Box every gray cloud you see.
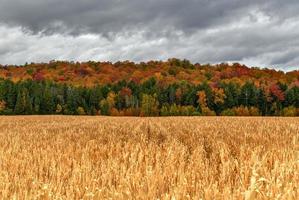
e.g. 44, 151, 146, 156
0, 0, 299, 70
1, 0, 297, 35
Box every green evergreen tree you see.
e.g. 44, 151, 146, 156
286, 86, 299, 107
141, 93, 159, 116
239, 82, 258, 107
41, 85, 55, 114
14, 87, 32, 114
222, 82, 239, 108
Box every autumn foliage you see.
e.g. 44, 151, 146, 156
0, 59, 298, 116
0, 59, 298, 87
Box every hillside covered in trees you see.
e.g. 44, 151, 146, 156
0, 59, 299, 116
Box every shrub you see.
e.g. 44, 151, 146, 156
248, 107, 260, 116
180, 106, 196, 116
169, 104, 180, 116
123, 108, 134, 116
282, 106, 297, 116
160, 105, 169, 116
233, 106, 250, 116
56, 104, 63, 114
231, 106, 260, 116
0, 100, 6, 111
220, 109, 235, 116
76, 107, 86, 115
201, 107, 216, 116
192, 111, 202, 116
110, 108, 121, 116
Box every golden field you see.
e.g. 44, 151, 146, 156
0, 116, 298, 199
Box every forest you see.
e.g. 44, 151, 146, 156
0, 58, 298, 116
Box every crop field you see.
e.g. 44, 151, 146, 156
0, 116, 298, 199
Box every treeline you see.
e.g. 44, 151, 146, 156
1, 59, 298, 87
0, 77, 299, 116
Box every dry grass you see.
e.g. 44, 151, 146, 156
0, 116, 298, 199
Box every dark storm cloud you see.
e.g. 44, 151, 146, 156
1, 0, 296, 35
0, 0, 299, 70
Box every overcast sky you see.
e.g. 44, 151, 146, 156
0, 0, 299, 71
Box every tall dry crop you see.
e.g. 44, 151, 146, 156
0, 116, 298, 199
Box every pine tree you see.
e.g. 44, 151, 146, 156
222, 82, 239, 108
239, 82, 258, 107
14, 87, 32, 114
41, 85, 55, 114
6, 81, 17, 110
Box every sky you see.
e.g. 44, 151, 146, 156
0, 0, 299, 71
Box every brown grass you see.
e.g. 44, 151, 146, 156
0, 116, 298, 199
